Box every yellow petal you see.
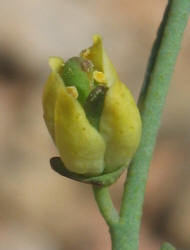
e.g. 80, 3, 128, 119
99, 81, 142, 172
42, 57, 64, 140
81, 35, 119, 87
55, 86, 106, 176
48, 56, 64, 72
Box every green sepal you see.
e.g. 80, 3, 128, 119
50, 157, 126, 186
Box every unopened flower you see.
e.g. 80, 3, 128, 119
43, 35, 141, 180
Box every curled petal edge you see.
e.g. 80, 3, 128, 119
81, 35, 119, 87
42, 57, 65, 140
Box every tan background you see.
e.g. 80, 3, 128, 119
0, 0, 190, 249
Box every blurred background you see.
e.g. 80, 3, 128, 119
0, 0, 190, 249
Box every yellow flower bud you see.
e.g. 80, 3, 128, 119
43, 35, 141, 181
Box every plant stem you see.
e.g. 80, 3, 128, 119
110, 224, 128, 250
93, 186, 119, 226
160, 242, 176, 250
119, 0, 190, 249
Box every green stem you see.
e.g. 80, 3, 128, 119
93, 186, 119, 226
118, 0, 190, 249
110, 224, 128, 250
160, 242, 176, 250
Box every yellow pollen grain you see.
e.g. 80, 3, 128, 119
93, 71, 107, 85
66, 86, 79, 99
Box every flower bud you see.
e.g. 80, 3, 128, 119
43, 35, 141, 182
